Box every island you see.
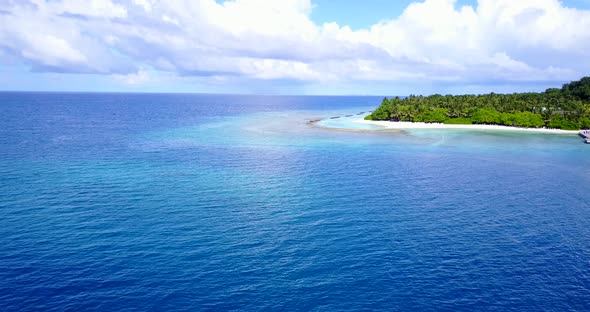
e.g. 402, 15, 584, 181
364, 77, 590, 131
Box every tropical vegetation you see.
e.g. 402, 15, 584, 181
365, 77, 590, 130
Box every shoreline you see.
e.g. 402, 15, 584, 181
311, 115, 583, 135
353, 119, 581, 134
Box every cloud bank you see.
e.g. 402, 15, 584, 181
1, 0, 590, 92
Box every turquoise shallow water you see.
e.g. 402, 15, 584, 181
1, 93, 589, 311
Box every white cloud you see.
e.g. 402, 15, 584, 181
20, 34, 87, 66
133, 0, 154, 12
1, 0, 590, 90
53, 0, 128, 18
113, 68, 150, 85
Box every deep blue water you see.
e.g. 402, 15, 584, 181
1, 92, 589, 311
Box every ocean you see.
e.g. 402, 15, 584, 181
1, 92, 589, 311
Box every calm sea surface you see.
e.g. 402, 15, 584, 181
1, 93, 589, 311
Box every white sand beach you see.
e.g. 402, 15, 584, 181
355, 119, 580, 134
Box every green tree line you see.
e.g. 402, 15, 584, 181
365, 77, 590, 130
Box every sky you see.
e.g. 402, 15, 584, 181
1, 0, 590, 95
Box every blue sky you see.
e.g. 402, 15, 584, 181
313, 0, 590, 29
1, 0, 590, 95
312, 0, 477, 29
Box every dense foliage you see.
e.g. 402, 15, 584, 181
366, 77, 590, 130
